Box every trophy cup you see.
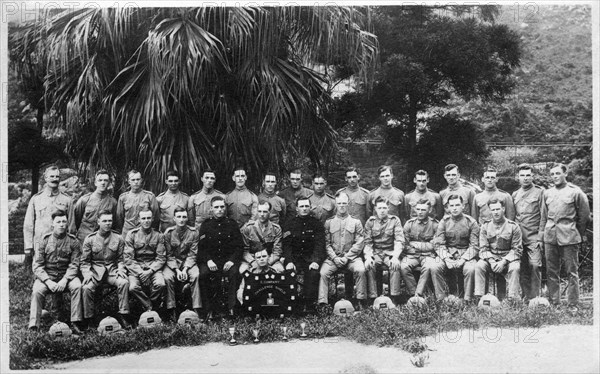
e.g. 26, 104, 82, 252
228, 327, 237, 346
253, 328, 260, 344
299, 322, 307, 340
282, 326, 288, 342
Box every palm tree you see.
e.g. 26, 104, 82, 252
10, 6, 378, 192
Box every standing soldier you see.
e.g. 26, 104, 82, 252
434, 195, 479, 302
116, 170, 159, 237
29, 210, 83, 333
439, 164, 476, 216
239, 202, 284, 274
474, 199, 522, 301
71, 170, 118, 242
23, 165, 74, 271
363, 197, 405, 306
278, 169, 313, 224
225, 167, 259, 228
318, 192, 368, 308
197, 196, 244, 320
80, 210, 131, 329
156, 171, 189, 232
124, 209, 166, 313
405, 170, 443, 220
512, 163, 544, 302
309, 174, 336, 224
187, 169, 225, 229
258, 172, 287, 224
366, 166, 406, 224
162, 207, 201, 321
336, 167, 369, 225
472, 166, 515, 224
539, 163, 590, 311
401, 199, 448, 300
282, 197, 325, 313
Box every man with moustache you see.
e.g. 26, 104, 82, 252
188, 169, 225, 229
117, 170, 159, 236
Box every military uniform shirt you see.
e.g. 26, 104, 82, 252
240, 220, 283, 264
309, 193, 336, 223
433, 214, 479, 261
156, 190, 190, 232
405, 189, 443, 220
258, 191, 287, 224
281, 215, 325, 265
23, 188, 74, 252
33, 232, 81, 282
403, 217, 439, 256
324, 214, 364, 260
472, 188, 516, 224
479, 218, 522, 262
512, 185, 544, 245
80, 230, 125, 281
363, 215, 404, 259
117, 190, 159, 235
367, 186, 406, 223
226, 186, 259, 227
187, 188, 225, 229
163, 225, 198, 270
124, 227, 166, 275
336, 186, 369, 225
439, 183, 476, 216
197, 217, 244, 265
539, 183, 591, 245
71, 192, 118, 242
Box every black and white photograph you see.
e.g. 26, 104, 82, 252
0, 0, 598, 372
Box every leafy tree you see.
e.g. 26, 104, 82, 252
9, 7, 378, 192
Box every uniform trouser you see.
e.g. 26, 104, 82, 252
239, 260, 285, 274
293, 259, 320, 304
29, 278, 83, 328
520, 244, 542, 300
545, 243, 579, 305
366, 254, 402, 298
198, 263, 239, 311
474, 259, 521, 299
163, 265, 202, 309
128, 271, 166, 311
445, 259, 476, 300
82, 272, 130, 318
318, 258, 367, 304
400, 255, 448, 300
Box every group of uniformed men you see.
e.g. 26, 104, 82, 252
24, 162, 590, 332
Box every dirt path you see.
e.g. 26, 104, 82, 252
52, 324, 598, 373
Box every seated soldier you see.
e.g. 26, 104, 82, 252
401, 199, 448, 300
197, 196, 244, 320
237, 246, 278, 305
239, 201, 284, 274
29, 210, 84, 333
363, 197, 405, 306
162, 207, 202, 321
81, 210, 131, 329
318, 192, 368, 309
475, 199, 522, 300
282, 197, 325, 313
124, 209, 167, 314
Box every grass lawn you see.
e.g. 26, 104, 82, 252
8, 262, 593, 370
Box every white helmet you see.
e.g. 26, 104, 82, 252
478, 294, 501, 309
333, 299, 355, 317
138, 310, 162, 328
373, 295, 395, 310
178, 310, 201, 325
48, 322, 72, 338
528, 296, 550, 308
444, 295, 462, 307
407, 295, 426, 308
97, 316, 123, 335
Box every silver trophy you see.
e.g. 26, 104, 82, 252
299, 322, 307, 340
228, 326, 237, 346
282, 326, 288, 342
253, 328, 260, 344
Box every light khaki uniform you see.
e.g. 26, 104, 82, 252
439, 184, 475, 217
258, 191, 287, 224
309, 192, 336, 224
187, 188, 225, 229
336, 186, 369, 225
405, 189, 443, 220
472, 188, 516, 224
367, 186, 406, 224
226, 187, 259, 228
240, 220, 284, 273
162, 225, 201, 309
71, 192, 118, 242
156, 190, 189, 232
116, 190, 159, 236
